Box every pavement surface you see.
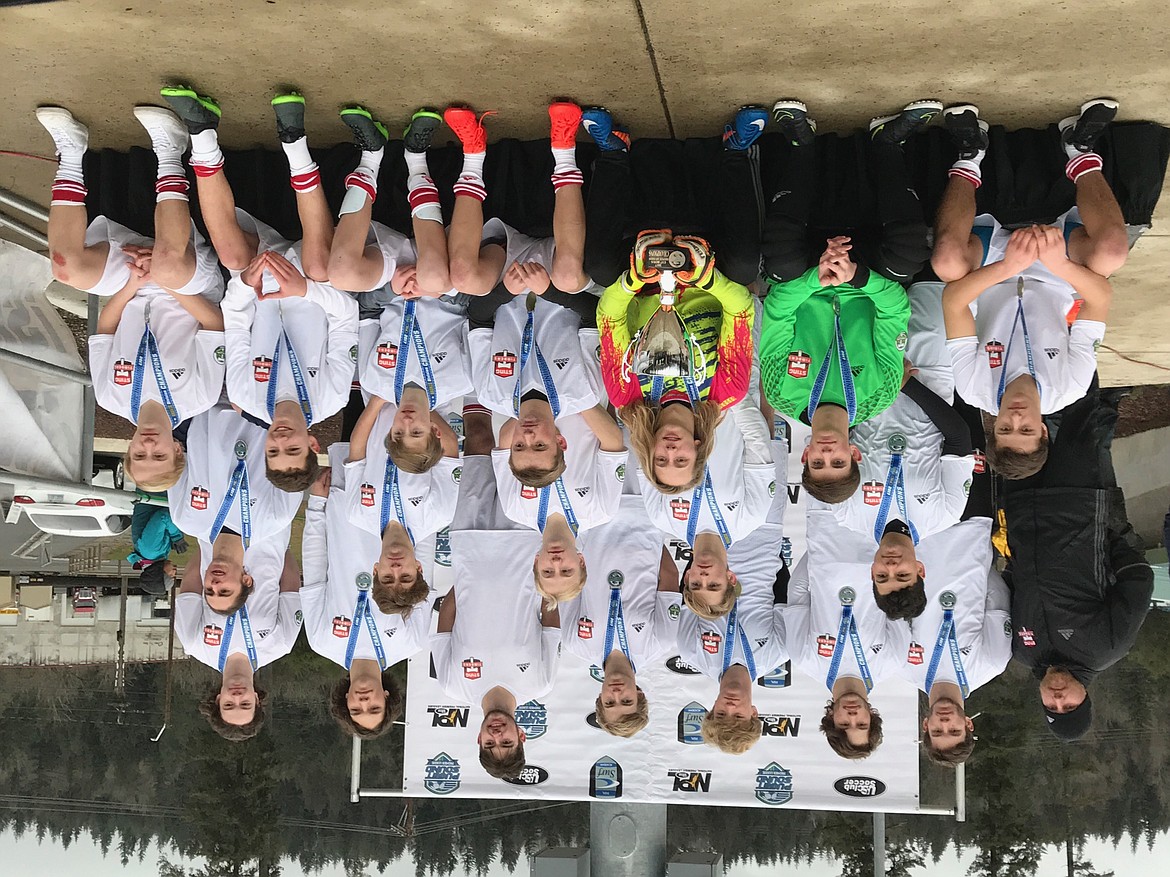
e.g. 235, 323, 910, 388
1, 0, 1169, 387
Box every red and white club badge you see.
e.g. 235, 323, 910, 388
787, 350, 812, 379
492, 350, 517, 378
112, 359, 134, 387
360, 484, 376, 507
520, 485, 539, 500
253, 356, 273, 383
907, 642, 924, 665
577, 618, 594, 640
190, 486, 210, 511
376, 343, 399, 370
203, 625, 223, 646
984, 340, 1004, 369
817, 634, 836, 658
332, 616, 352, 638
670, 497, 690, 521
973, 450, 987, 475
862, 481, 884, 506
462, 657, 483, 680
1017, 627, 1037, 648
701, 632, 722, 655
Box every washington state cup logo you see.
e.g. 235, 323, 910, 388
332, 616, 352, 638
252, 356, 273, 383
202, 624, 222, 646
190, 486, 210, 511
376, 342, 399, 369
907, 642, 924, 665
787, 350, 811, 379
973, 450, 987, 475
670, 497, 691, 521
462, 657, 483, 680
701, 631, 722, 655
514, 701, 548, 739
360, 483, 376, 507
984, 340, 1004, 369
754, 762, 793, 806
423, 752, 461, 795
113, 359, 133, 386
577, 617, 594, 639
817, 634, 836, 658
1018, 627, 1037, 648
520, 485, 538, 500
862, 481, 883, 506
492, 350, 518, 378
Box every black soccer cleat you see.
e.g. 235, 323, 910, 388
403, 109, 443, 154
943, 104, 989, 160
272, 92, 307, 144
340, 105, 389, 152
870, 99, 944, 146
1059, 98, 1119, 154
772, 99, 817, 147
159, 86, 221, 135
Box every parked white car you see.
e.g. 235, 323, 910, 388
2, 479, 134, 537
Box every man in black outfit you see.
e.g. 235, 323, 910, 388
1002, 377, 1153, 740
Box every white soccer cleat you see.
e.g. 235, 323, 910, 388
133, 105, 190, 155
35, 106, 89, 157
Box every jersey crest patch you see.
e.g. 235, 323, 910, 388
360, 483, 376, 507
253, 355, 273, 383
670, 497, 691, 521
113, 359, 134, 387
190, 486, 210, 511
203, 624, 223, 646
907, 642, 924, 665
332, 616, 352, 638
984, 340, 1004, 369
817, 634, 836, 658
862, 480, 883, 506
973, 450, 986, 475
701, 631, 722, 654
462, 657, 483, 680
492, 350, 518, 378
577, 617, 594, 639
520, 484, 538, 500
1017, 627, 1036, 647
377, 342, 399, 370
787, 350, 811, 379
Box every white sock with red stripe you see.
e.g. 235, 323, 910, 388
947, 150, 985, 190
550, 146, 582, 191
154, 152, 189, 202
1065, 152, 1103, 183
340, 147, 384, 216
189, 129, 224, 178
453, 151, 486, 202
404, 150, 442, 224
281, 136, 320, 194
50, 152, 87, 206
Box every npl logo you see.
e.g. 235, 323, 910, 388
759, 714, 801, 738
669, 770, 712, 793
427, 706, 469, 728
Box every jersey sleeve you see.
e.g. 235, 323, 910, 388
705, 270, 755, 409
426, 457, 463, 535
87, 333, 120, 415
175, 593, 204, 657
980, 570, 1013, 686
431, 631, 462, 700
863, 273, 913, 423
941, 454, 976, 521
267, 592, 303, 663
596, 279, 642, 408
356, 317, 387, 399
646, 590, 683, 661
946, 336, 987, 410
192, 330, 227, 415
590, 450, 629, 527
537, 625, 563, 698
467, 327, 500, 411
730, 402, 773, 467
312, 283, 361, 419
1060, 320, 1107, 410
221, 282, 258, 414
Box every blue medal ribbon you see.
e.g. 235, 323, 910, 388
808, 297, 857, 423
209, 457, 252, 549
924, 608, 970, 698
825, 604, 873, 692
267, 315, 314, 426
603, 586, 634, 672
720, 601, 757, 680
344, 589, 389, 670
217, 604, 258, 671
872, 453, 920, 545
996, 286, 1040, 407
649, 374, 702, 406
537, 477, 580, 536
129, 309, 180, 426
686, 467, 732, 548
512, 307, 561, 418
393, 300, 438, 408
380, 455, 416, 545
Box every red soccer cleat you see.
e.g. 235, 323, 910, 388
444, 106, 491, 154
548, 101, 583, 149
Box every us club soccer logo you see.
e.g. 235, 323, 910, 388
670, 497, 690, 521
190, 486, 210, 511
817, 633, 837, 658
514, 700, 547, 739
907, 642, 924, 665
203, 624, 222, 646
678, 701, 707, 745
360, 483, 376, 507
332, 616, 352, 638
862, 480, 883, 506
577, 617, 594, 639
985, 339, 1005, 369
462, 657, 483, 680
252, 355, 273, 383
423, 752, 461, 795
754, 762, 794, 806
112, 358, 134, 386
701, 631, 722, 655
376, 342, 399, 369
787, 350, 811, 379
492, 349, 518, 378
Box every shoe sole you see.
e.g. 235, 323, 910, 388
944, 104, 980, 119
772, 99, 808, 116
902, 99, 944, 114
159, 86, 221, 118
272, 93, 306, 107
1081, 97, 1119, 115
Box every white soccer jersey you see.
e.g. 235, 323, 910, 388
83, 217, 223, 299
781, 512, 900, 687
300, 490, 430, 669
89, 292, 225, 424
675, 479, 788, 680
561, 494, 679, 667
168, 404, 302, 543
343, 404, 461, 542
482, 218, 592, 293
640, 404, 782, 546
175, 530, 300, 670
221, 247, 359, 425
885, 518, 1011, 694
468, 295, 606, 419
830, 392, 974, 542
357, 295, 474, 408
367, 220, 421, 290
491, 414, 626, 534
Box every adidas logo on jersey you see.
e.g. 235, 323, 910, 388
433, 352, 447, 363
632, 622, 645, 633
1059, 628, 1074, 640
756, 638, 768, 648
169, 368, 185, 380
725, 501, 739, 512
1045, 348, 1060, 359
960, 646, 972, 656
914, 493, 930, 504
383, 628, 397, 638
575, 487, 590, 498
554, 357, 570, 369
409, 496, 424, 506
518, 663, 530, 672
871, 644, 883, 654
850, 364, 865, 377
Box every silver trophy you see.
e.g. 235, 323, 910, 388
624, 245, 706, 381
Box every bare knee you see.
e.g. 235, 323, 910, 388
550, 264, 587, 294
931, 240, 976, 283
1084, 228, 1129, 277
417, 263, 451, 296
150, 243, 195, 289
448, 259, 494, 296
